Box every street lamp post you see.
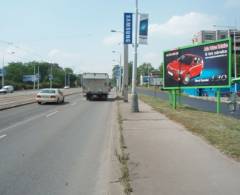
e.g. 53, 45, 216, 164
111, 29, 129, 102
112, 59, 121, 91
112, 51, 122, 92
37, 65, 40, 89
65, 70, 67, 87
1, 51, 15, 87
132, 0, 139, 112
2, 55, 4, 87
33, 64, 36, 90
50, 63, 53, 88
148, 64, 150, 88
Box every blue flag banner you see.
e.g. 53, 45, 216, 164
139, 13, 149, 45
124, 13, 133, 44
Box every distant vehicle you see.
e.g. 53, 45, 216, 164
64, 86, 70, 89
36, 88, 64, 104
167, 54, 204, 85
0, 85, 14, 94
82, 73, 110, 100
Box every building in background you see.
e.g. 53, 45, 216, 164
192, 29, 240, 54
182, 29, 240, 97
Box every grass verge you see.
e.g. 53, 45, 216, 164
115, 101, 132, 195
140, 95, 240, 161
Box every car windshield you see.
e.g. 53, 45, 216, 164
178, 55, 194, 65
40, 89, 56, 94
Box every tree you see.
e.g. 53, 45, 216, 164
137, 63, 154, 83
159, 62, 164, 78
128, 62, 133, 85
4, 61, 78, 89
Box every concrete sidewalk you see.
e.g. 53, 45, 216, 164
119, 99, 240, 195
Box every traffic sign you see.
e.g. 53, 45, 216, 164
49, 74, 53, 80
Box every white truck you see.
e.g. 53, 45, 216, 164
82, 73, 110, 100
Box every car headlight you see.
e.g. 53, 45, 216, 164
176, 70, 184, 74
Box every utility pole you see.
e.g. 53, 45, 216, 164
50, 63, 53, 88
131, 0, 139, 112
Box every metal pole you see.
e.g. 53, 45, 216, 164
131, 0, 139, 112
50, 63, 53, 88
119, 54, 122, 92
33, 64, 36, 90
123, 44, 129, 102
216, 89, 221, 114
37, 65, 39, 89
172, 90, 176, 109
148, 64, 150, 88
234, 31, 237, 93
65, 71, 66, 87
68, 74, 70, 87
2, 55, 4, 87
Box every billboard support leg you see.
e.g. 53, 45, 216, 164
172, 90, 177, 109
168, 91, 172, 106
216, 89, 221, 114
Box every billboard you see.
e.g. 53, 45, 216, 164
124, 13, 133, 44
23, 75, 39, 82
139, 13, 149, 45
163, 39, 231, 89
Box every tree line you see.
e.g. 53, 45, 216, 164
2, 61, 79, 90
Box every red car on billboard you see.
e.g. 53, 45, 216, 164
167, 54, 204, 85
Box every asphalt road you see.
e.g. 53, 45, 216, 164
137, 88, 240, 119
0, 93, 115, 195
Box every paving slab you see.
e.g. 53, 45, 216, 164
119, 99, 240, 195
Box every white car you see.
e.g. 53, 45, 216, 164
36, 88, 64, 104
0, 85, 14, 94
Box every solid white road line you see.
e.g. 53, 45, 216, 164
46, 111, 58, 118
0, 114, 45, 134
70, 102, 77, 106
0, 134, 7, 140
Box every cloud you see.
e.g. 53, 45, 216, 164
102, 33, 122, 46
149, 12, 216, 37
141, 52, 160, 66
224, 0, 240, 7
48, 49, 86, 73
47, 49, 111, 74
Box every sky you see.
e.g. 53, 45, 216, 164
0, 0, 240, 76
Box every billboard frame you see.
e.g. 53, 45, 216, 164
163, 38, 232, 90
